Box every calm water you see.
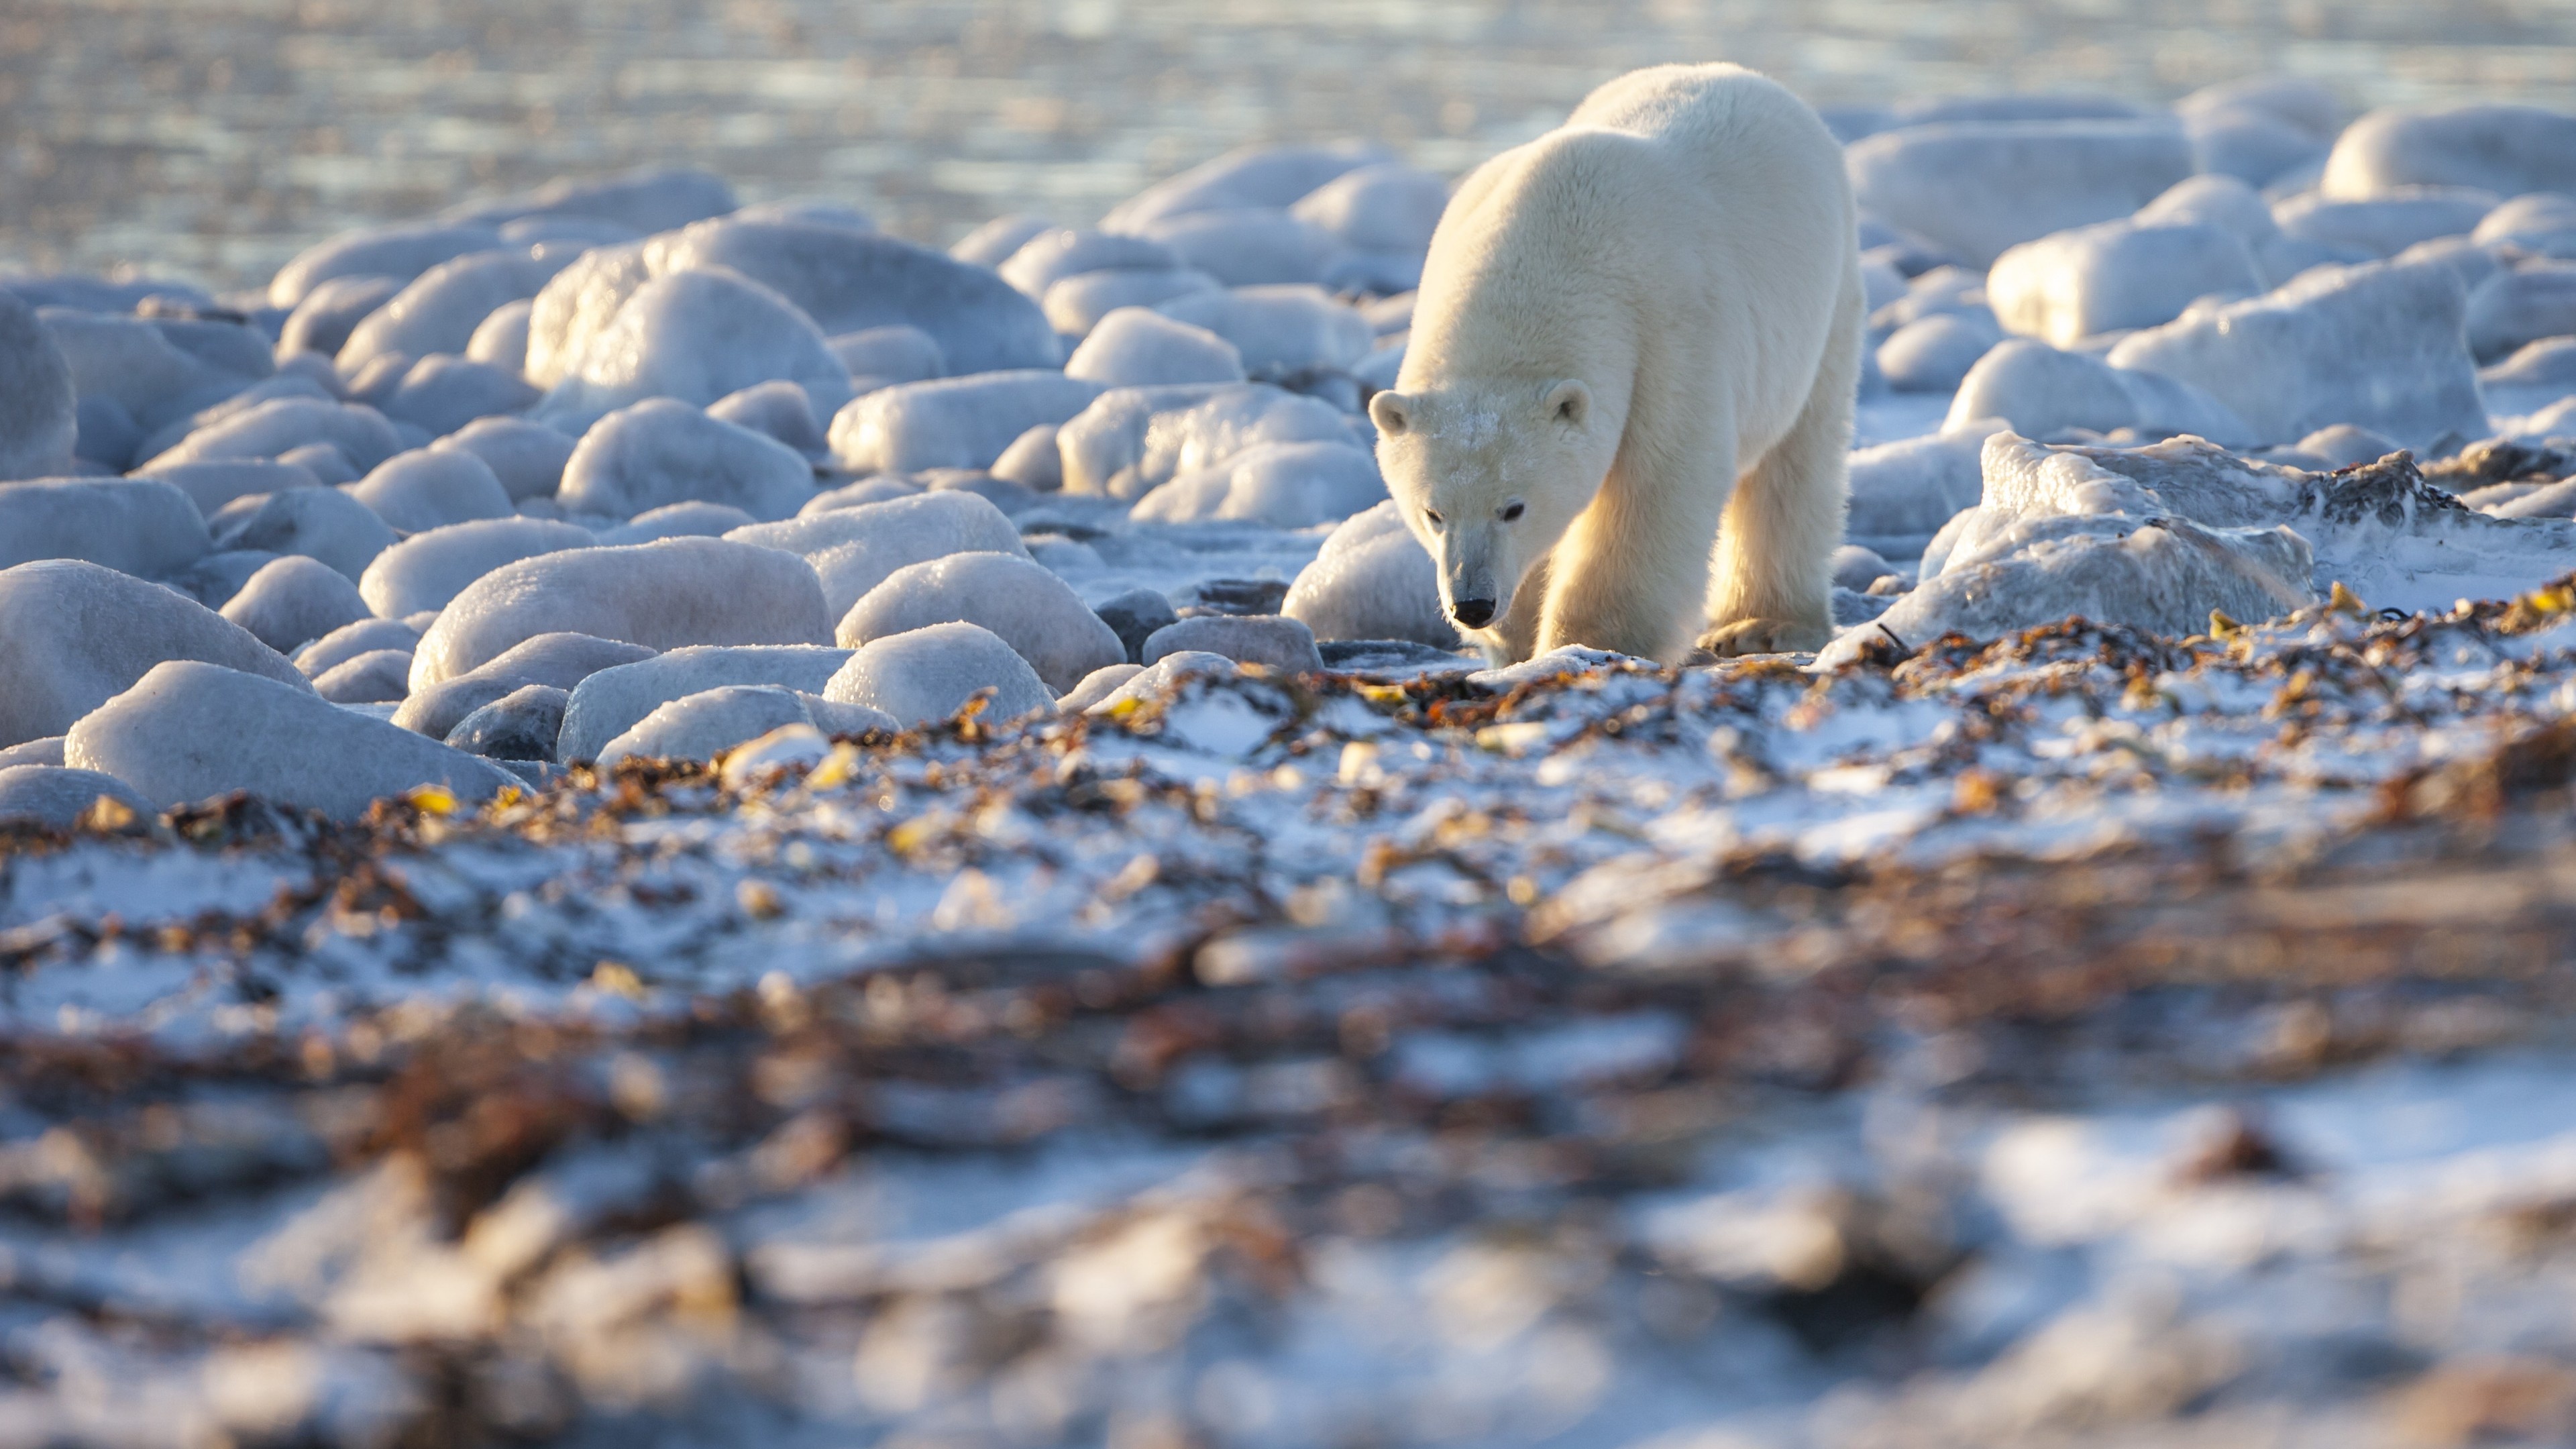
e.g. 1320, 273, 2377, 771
7, 0, 2576, 293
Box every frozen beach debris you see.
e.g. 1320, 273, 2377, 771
2108, 256, 2487, 451
432, 417, 577, 501
827, 370, 1104, 474
357, 517, 596, 618
219, 555, 374, 653
394, 631, 655, 742
557, 398, 816, 522
1139, 613, 1324, 674
2322, 103, 2576, 201
820, 619, 1057, 726
730, 489, 1030, 620
1059, 382, 1355, 500
837, 551, 1126, 693
1282, 500, 1458, 647
0, 476, 210, 578
1128, 438, 1386, 528
0, 763, 156, 829
333, 244, 580, 373
0, 290, 76, 480
554, 644, 851, 763
409, 537, 834, 689
1063, 307, 1248, 388
1986, 219, 2263, 347
529, 268, 852, 433
66, 659, 511, 818
344, 447, 517, 533
210, 486, 400, 582
1846, 119, 2196, 268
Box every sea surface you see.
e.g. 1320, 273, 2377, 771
7, 0, 2576, 292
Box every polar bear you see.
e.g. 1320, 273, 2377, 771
1368, 64, 1862, 663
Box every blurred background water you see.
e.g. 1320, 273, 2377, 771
6, 0, 2575, 292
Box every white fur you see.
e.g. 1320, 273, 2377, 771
1371, 64, 1862, 663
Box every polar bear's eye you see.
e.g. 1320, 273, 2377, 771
1500, 502, 1525, 522
1424, 508, 1445, 528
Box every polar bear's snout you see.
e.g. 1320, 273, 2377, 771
1437, 523, 1512, 633
1449, 595, 1497, 629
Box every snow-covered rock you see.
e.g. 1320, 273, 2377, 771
530, 268, 851, 432
358, 517, 596, 618
433, 417, 577, 501
558, 399, 816, 521
1843, 426, 1998, 553
820, 621, 1055, 727
219, 555, 373, 653
0, 291, 76, 480
335, 246, 576, 373
277, 275, 405, 361
1128, 439, 1385, 527
837, 551, 1125, 692
345, 448, 517, 532
727, 489, 1030, 619
1059, 383, 1355, 499
378, 355, 541, 439
1945, 339, 2250, 445
998, 229, 1183, 298
826, 324, 946, 388
0, 559, 311, 748
2273, 189, 2498, 258
443, 683, 570, 761
411, 537, 835, 688
1041, 268, 1224, 336
0, 478, 209, 576
1986, 221, 2263, 347
296, 617, 421, 679
991, 425, 1063, 490
1291, 162, 1448, 256
595, 684, 815, 768
1136, 209, 1341, 288
143, 396, 402, 475
2176, 76, 2341, 189
266, 222, 501, 309
827, 372, 1103, 475
1153, 286, 1375, 378
1064, 309, 1246, 388
2474, 194, 2576, 258
950, 214, 1053, 268
447, 166, 735, 235
1282, 500, 1458, 648
311, 647, 415, 704
67, 659, 511, 818
1876, 312, 2003, 393
466, 299, 535, 372
1059, 663, 1145, 713
40, 309, 271, 439
1103, 142, 1391, 234
0, 765, 156, 830
1847, 119, 2197, 268
2321, 104, 2576, 201
1141, 614, 1324, 674
1088, 650, 1244, 716
709, 380, 830, 457
209, 486, 400, 581
557, 645, 853, 762
395, 632, 656, 742
2466, 262, 2576, 364
596, 501, 761, 544
2107, 257, 2486, 451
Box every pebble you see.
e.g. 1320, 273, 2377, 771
0, 477, 210, 577
820, 621, 1055, 727
839, 550, 1126, 692
411, 536, 836, 688
209, 486, 401, 581
432, 417, 578, 501
0, 765, 155, 830
558, 398, 816, 521
219, 555, 374, 653
1281, 500, 1457, 647
0, 291, 76, 480
557, 645, 852, 763
345, 447, 517, 532
66, 659, 513, 818
311, 647, 417, 704
444, 684, 572, 761
828, 371, 1104, 474
394, 632, 657, 741
1140, 613, 1325, 673
1064, 308, 1247, 388
358, 517, 597, 617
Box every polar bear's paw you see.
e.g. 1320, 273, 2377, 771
1697, 616, 1832, 657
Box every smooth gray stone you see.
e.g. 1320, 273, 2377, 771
0, 290, 76, 480
310, 648, 415, 704
218, 555, 373, 653
0, 765, 156, 830
1092, 585, 1181, 663
445, 683, 570, 761
558, 644, 851, 763
1141, 614, 1325, 674
0, 558, 310, 749
392, 631, 655, 741
211, 486, 400, 581
0, 477, 209, 576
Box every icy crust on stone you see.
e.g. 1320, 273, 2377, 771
358, 518, 598, 619
729, 490, 1031, 620
557, 398, 816, 522
529, 267, 852, 432
821, 620, 1057, 726
1059, 382, 1356, 500
827, 371, 1104, 474
837, 551, 1126, 693
0, 559, 311, 749
556, 645, 854, 764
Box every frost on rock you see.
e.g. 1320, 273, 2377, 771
344, 448, 517, 533
596, 684, 816, 768
1986, 219, 2263, 347
410, 537, 834, 689
1283, 500, 1458, 647
1130, 439, 1385, 528
1945, 340, 2250, 446
729, 490, 1029, 619
0, 559, 313, 747
1136, 207, 1342, 288
1845, 426, 1997, 553
597, 500, 762, 544
2322, 103, 2576, 201
396, 631, 657, 743
1060, 382, 1356, 500
377, 355, 542, 439
1041, 267, 1223, 336
0, 477, 211, 578
1153, 284, 1376, 378
265, 221, 502, 309
358, 517, 597, 619
555, 644, 851, 763
558, 398, 816, 522
0, 763, 156, 829
333, 245, 579, 374
210, 486, 401, 582
220, 555, 374, 653
827, 371, 1104, 475
821, 619, 1057, 726
529, 268, 852, 433
837, 551, 1126, 694
1063, 308, 1247, 388
0, 290, 76, 480
1140, 613, 1324, 674
2273, 188, 2498, 259
1847, 119, 2196, 268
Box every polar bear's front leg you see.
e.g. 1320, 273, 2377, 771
1536, 445, 1733, 665
1700, 282, 1860, 657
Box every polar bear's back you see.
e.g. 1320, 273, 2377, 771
1564, 63, 1853, 271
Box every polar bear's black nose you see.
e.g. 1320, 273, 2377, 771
1450, 598, 1496, 629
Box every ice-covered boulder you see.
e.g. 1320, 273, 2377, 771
727, 489, 1029, 619
219, 555, 372, 653
2108, 257, 2487, 451
826, 324, 946, 388
1136, 209, 1341, 288
1041, 268, 1224, 336
1128, 439, 1385, 527
530, 268, 851, 432
1059, 383, 1355, 499
0, 559, 311, 748
1986, 221, 2263, 347
1876, 312, 2003, 393
709, 379, 830, 457
466, 299, 534, 372
0, 765, 156, 830
128, 373, 337, 467
211, 485, 401, 581
1064, 309, 1246, 387
1087, 651, 1244, 716
444, 684, 570, 761
558, 399, 816, 521
68, 660, 511, 818
557, 644, 851, 762
447, 166, 736, 235
311, 648, 414, 704
1843, 425, 1997, 553
378, 356, 542, 438
596, 501, 761, 543
594, 684, 814, 767
433, 417, 576, 501
277, 276, 405, 361
335, 246, 578, 373
1090, 586, 1181, 662
395, 631, 655, 741
2475, 194, 2576, 258
837, 551, 1124, 692
991, 425, 1063, 490
951, 215, 1054, 268
411, 536, 834, 688
997, 229, 1182, 297
1847, 119, 2196, 268
1103, 142, 1392, 234
828, 372, 1104, 475
343, 447, 516, 532
158, 550, 274, 611
1291, 162, 1448, 257
358, 517, 596, 617
1945, 339, 2251, 445
2176, 76, 2341, 188
1154, 286, 1375, 377
267, 222, 502, 309
820, 621, 1055, 727
144, 396, 403, 474
39, 309, 270, 438
2273, 189, 2498, 258
1059, 663, 1145, 713
1141, 614, 1324, 674
296, 617, 421, 679
2322, 105, 2576, 201
0, 478, 209, 576
1281, 500, 1457, 647
0, 292, 76, 480
2466, 262, 2576, 364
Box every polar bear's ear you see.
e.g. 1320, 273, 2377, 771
1542, 379, 1591, 429
1369, 390, 1414, 437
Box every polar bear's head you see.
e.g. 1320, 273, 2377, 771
1368, 378, 1611, 633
